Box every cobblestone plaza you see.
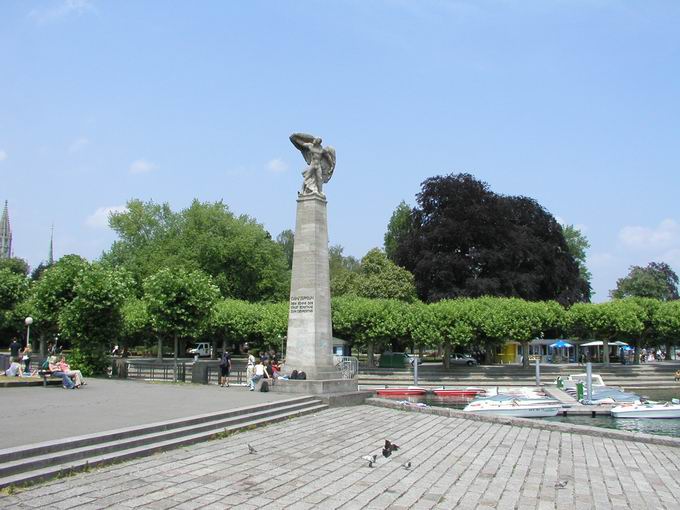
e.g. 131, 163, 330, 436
3, 405, 679, 509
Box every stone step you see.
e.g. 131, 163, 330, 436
0, 398, 327, 489
0, 395, 318, 464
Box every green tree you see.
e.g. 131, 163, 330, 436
611, 262, 679, 301
654, 300, 680, 359
0, 268, 30, 341
143, 268, 220, 374
331, 249, 417, 302
562, 224, 592, 297
568, 301, 644, 366
59, 264, 133, 375
276, 229, 295, 270
106, 199, 289, 301
0, 257, 29, 276
210, 299, 259, 355
120, 298, 152, 351
384, 201, 412, 262
28, 255, 90, 350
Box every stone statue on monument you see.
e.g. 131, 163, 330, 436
289, 133, 336, 196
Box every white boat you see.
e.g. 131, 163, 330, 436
463, 399, 561, 418
611, 402, 680, 419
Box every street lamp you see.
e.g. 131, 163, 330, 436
25, 317, 33, 348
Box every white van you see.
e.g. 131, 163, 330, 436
188, 342, 212, 358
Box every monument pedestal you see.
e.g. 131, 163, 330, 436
272, 377, 358, 395
283, 193, 338, 381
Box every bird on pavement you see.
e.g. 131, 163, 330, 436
554, 480, 568, 489
384, 440, 400, 452
382, 447, 391, 458
402, 461, 411, 470
362, 454, 377, 467
247, 443, 257, 454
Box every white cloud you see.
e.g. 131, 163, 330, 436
267, 158, 288, 173
619, 219, 680, 249
29, 0, 95, 24
0, 150, 6, 161
69, 136, 89, 153
129, 159, 159, 174
86, 205, 127, 229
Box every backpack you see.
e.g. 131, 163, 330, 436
290, 370, 298, 380
219, 353, 230, 367
260, 380, 269, 392
41, 359, 50, 370
298, 371, 307, 380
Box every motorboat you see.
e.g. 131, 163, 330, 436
475, 394, 561, 406
432, 387, 486, 397
611, 402, 680, 419
463, 399, 561, 418
376, 386, 427, 397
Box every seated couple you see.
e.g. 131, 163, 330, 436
48, 356, 86, 389
249, 359, 280, 390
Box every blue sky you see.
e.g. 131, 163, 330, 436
1, 0, 679, 301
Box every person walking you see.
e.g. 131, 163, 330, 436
8, 338, 21, 363
219, 351, 231, 387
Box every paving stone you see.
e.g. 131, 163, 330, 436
3, 405, 680, 509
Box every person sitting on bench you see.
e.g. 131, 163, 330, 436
48, 356, 76, 389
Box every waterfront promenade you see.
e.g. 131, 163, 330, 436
2, 404, 679, 509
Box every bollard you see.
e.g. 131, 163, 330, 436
413, 356, 419, 385
535, 358, 541, 386
586, 362, 593, 402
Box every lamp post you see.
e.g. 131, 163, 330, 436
25, 317, 33, 349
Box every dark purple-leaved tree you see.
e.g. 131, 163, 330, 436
390, 173, 589, 304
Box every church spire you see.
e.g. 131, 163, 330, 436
48, 224, 54, 265
0, 201, 12, 259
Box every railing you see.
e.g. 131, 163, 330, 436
206, 365, 246, 385
334, 356, 359, 379
126, 361, 188, 382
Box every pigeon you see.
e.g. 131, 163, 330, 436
382, 448, 392, 458
247, 443, 257, 454
554, 480, 568, 489
402, 461, 411, 470
362, 454, 377, 467
384, 440, 400, 452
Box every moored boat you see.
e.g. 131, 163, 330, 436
611, 402, 680, 419
463, 399, 561, 418
376, 386, 427, 396
433, 388, 486, 397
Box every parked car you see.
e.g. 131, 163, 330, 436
449, 353, 477, 366
188, 342, 212, 358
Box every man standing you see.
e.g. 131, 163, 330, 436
219, 351, 231, 387
9, 337, 21, 363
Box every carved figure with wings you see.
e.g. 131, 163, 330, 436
289, 133, 336, 196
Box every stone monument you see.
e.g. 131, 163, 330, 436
278, 133, 357, 393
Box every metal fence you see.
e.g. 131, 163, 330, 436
334, 355, 359, 379
206, 365, 246, 385
126, 361, 188, 382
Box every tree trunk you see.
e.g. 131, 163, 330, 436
484, 343, 493, 365
443, 343, 451, 369
634, 344, 641, 365
40, 335, 46, 358
222, 339, 227, 356
367, 343, 375, 368
211, 340, 217, 359
666, 341, 672, 361
602, 338, 609, 367
522, 340, 530, 369
418, 344, 424, 359
157, 337, 163, 359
